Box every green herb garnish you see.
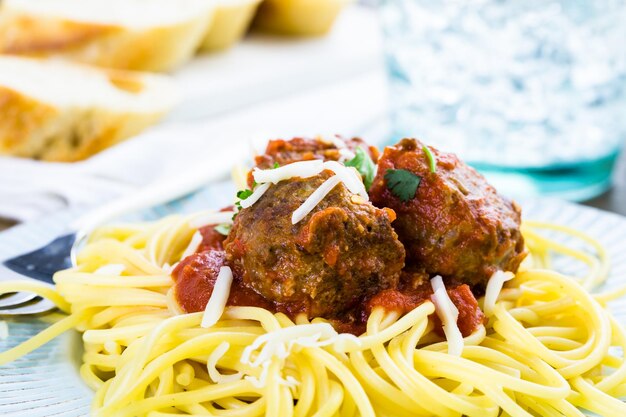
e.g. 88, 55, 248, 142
234, 188, 254, 213
214, 224, 232, 236
345, 147, 376, 190
237, 189, 254, 200
422, 145, 437, 173
384, 169, 421, 202
273, 162, 280, 169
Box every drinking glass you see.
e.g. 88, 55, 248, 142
378, 0, 626, 200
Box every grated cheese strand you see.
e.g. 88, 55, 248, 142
483, 270, 515, 317
322, 161, 368, 199
253, 160, 325, 184
241, 323, 340, 368
240, 183, 271, 209
201, 266, 233, 328
291, 176, 342, 224
240, 322, 349, 389
338, 147, 356, 161
322, 135, 348, 149
245, 361, 271, 388
430, 275, 464, 356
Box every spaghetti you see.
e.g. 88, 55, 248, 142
1, 214, 625, 416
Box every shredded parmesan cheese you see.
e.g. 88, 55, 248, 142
320, 135, 356, 161
241, 323, 343, 367
430, 276, 464, 356
291, 176, 342, 224
253, 160, 325, 184
189, 211, 235, 229
245, 361, 271, 388
201, 266, 233, 328
239, 183, 271, 209
181, 231, 203, 260
240, 323, 360, 387
484, 271, 515, 317
322, 161, 368, 199
94, 264, 126, 276
207, 342, 243, 384
322, 135, 348, 149
338, 147, 356, 161
243, 157, 371, 219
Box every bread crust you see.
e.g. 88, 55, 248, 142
0, 83, 167, 162
0, 86, 59, 157
253, 0, 348, 36
0, 15, 120, 54
200, 0, 261, 51
0, 8, 212, 71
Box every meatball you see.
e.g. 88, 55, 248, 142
256, 136, 379, 168
249, 136, 379, 187
369, 138, 526, 289
225, 170, 405, 318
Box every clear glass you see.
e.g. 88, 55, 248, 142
379, 0, 626, 200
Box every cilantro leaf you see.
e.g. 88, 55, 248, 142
345, 147, 376, 190
214, 224, 232, 236
422, 145, 437, 173
384, 169, 421, 202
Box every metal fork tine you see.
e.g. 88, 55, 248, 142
0, 292, 38, 308
0, 261, 57, 315
0, 297, 56, 316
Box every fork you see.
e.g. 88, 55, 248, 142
0, 163, 231, 316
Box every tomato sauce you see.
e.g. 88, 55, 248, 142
172, 250, 485, 337
195, 206, 234, 252
172, 251, 271, 314
196, 225, 226, 252
365, 283, 484, 337
443, 284, 485, 337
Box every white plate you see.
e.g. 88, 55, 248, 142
1, 195, 625, 416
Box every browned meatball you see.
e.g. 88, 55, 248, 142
256, 136, 379, 168
249, 136, 379, 187
225, 170, 406, 318
369, 138, 526, 289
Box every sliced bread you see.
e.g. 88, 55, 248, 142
0, 56, 177, 162
201, 0, 262, 51
253, 0, 351, 36
0, 0, 216, 72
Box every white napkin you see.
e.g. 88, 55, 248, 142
0, 123, 223, 221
